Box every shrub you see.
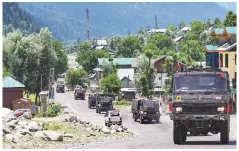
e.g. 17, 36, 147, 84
35, 104, 62, 117
115, 100, 131, 106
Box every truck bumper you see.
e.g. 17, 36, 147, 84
170, 113, 229, 121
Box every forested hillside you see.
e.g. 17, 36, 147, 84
3, 2, 40, 35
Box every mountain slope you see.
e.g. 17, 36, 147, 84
19, 2, 236, 42
3, 2, 40, 35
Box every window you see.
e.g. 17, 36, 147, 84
220, 54, 223, 67
235, 54, 237, 65
225, 54, 229, 68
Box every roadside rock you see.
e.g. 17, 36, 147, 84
7, 120, 19, 129
34, 131, 46, 139
116, 127, 124, 132
69, 114, 77, 122
110, 129, 116, 134
62, 133, 73, 138
5, 134, 14, 142
101, 126, 110, 134
16, 129, 32, 136
86, 127, 92, 132
111, 125, 119, 130
90, 132, 97, 136
22, 112, 32, 119
3, 125, 11, 134
38, 123, 44, 131
28, 121, 39, 132
43, 131, 63, 141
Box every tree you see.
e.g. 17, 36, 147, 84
224, 11, 237, 26
3, 66, 12, 77
79, 42, 91, 51
138, 27, 144, 35
115, 36, 142, 58
66, 68, 88, 87
134, 54, 156, 96
101, 61, 117, 78
148, 33, 173, 50
53, 40, 69, 79
76, 50, 110, 73
100, 73, 122, 94
167, 25, 176, 32
191, 20, 205, 35
178, 21, 186, 30
213, 18, 224, 28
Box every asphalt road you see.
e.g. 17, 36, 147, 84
55, 91, 237, 149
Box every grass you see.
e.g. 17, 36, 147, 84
23, 91, 36, 103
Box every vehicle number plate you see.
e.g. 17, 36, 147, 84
111, 117, 119, 121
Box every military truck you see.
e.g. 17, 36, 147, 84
56, 81, 65, 93
74, 86, 85, 100
131, 98, 160, 124
169, 68, 231, 144
88, 94, 99, 109
96, 96, 113, 114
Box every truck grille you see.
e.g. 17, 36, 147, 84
147, 110, 157, 114
183, 107, 218, 114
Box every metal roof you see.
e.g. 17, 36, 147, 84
205, 45, 219, 50
213, 28, 224, 34
181, 27, 191, 31
96, 46, 104, 50
97, 40, 107, 46
226, 27, 236, 34
98, 58, 137, 66
3, 76, 25, 88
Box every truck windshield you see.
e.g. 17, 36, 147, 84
143, 100, 157, 107
174, 74, 227, 92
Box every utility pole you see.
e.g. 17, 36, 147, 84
48, 68, 55, 100
155, 15, 158, 29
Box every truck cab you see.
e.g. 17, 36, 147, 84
170, 68, 231, 144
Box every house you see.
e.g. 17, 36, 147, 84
91, 39, 108, 50
174, 36, 185, 42
3, 76, 25, 110
204, 27, 237, 81
117, 68, 134, 88
181, 27, 191, 32
204, 26, 237, 100
148, 28, 167, 34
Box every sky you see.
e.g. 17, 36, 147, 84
216, 2, 236, 12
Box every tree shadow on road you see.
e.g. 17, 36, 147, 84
180, 140, 236, 145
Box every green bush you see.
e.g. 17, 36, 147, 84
35, 104, 62, 117
115, 100, 131, 106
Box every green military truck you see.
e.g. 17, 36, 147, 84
131, 98, 160, 124
170, 68, 231, 144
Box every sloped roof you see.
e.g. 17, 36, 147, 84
174, 36, 184, 42
205, 45, 219, 50
213, 28, 224, 34
98, 58, 137, 66
117, 68, 134, 81
96, 46, 104, 50
3, 76, 25, 88
149, 29, 167, 33
226, 27, 236, 34
97, 40, 107, 46
181, 27, 191, 31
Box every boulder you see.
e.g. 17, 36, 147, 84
28, 121, 39, 132
110, 129, 116, 134
3, 125, 11, 134
43, 131, 63, 141
22, 112, 32, 119
69, 114, 77, 122
7, 120, 19, 129
101, 126, 110, 134
5, 134, 13, 142
34, 131, 46, 139
38, 123, 44, 131
90, 132, 97, 136
86, 127, 92, 132
16, 129, 32, 136
62, 133, 73, 138
116, 127, 124, 132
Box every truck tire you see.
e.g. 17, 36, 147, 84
220, 122, 229, 144
140, 115, 144, 124
99, 109, 101, 114
173, 122, 182, 144
181, 128, 187, 143
156, 116, 160, 123
74, 96, 77, 100
96, 108, 98, 113
88, 104, 91, 109
105, 122, 107, 126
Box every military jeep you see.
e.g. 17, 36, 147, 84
170, 68, 231, 144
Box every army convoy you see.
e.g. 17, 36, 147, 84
65, 67, 231, 145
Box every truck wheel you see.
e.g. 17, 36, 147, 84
88, 104, 91, 109
105, 122, 107, 126
96, 109, 98, 113
74, 96, 77, 100
181, 128, 187, 143
156, 117, 160, 123
140, 116, 144, 124
99, 109, 101, 114
220, 122, 229, 144
173, 123, 182, 144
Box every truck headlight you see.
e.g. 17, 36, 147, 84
217, 107, 225, 112
156, 112, 159, 114
98, 104, 101, 106
140, 111, 143, 114
144, 112, 147, 114
176, 107, 182, 112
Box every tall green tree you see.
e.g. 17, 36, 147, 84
213, 18, 224, 28
191, 20, 205, 35
76, 50, 110, 73
224, 11, 237, 26
66, 68, 88, 87
134, 53, 156, 96
147, 33, 173, 51
79, 42, 92, 51
100, 73, 122, 94
178, 21, 186, 30
115, 36, 142, 58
